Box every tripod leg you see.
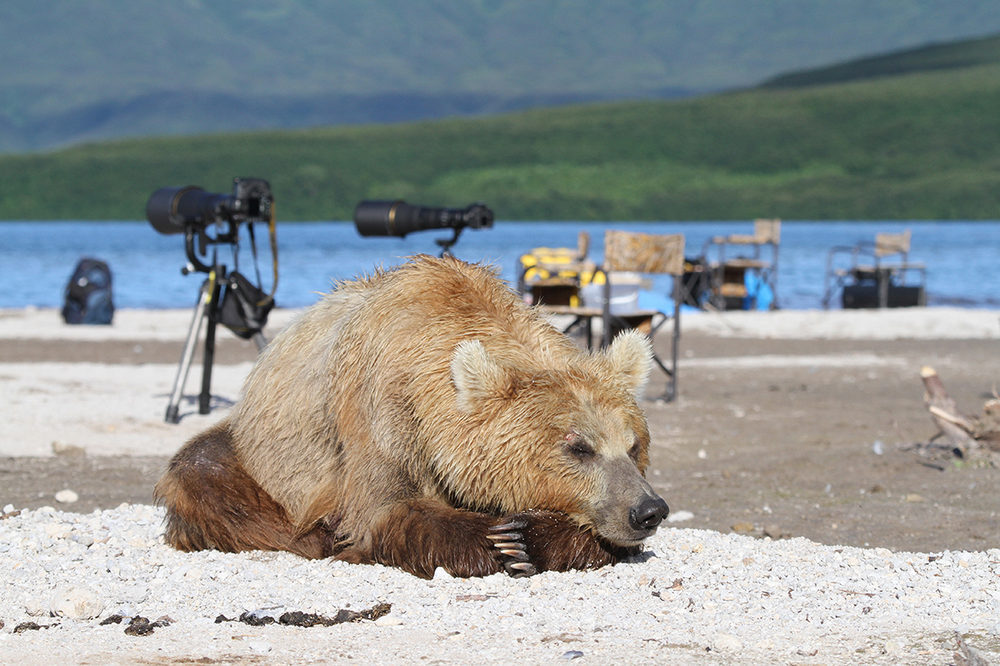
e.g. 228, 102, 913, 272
199, 278, 224, 415
165, 281, 210, 424
251, 331, 268, 352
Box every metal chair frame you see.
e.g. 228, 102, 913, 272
822, 230, 927, 309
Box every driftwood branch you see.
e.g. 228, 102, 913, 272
927, 405, 975, 431
920, 366, 1000, 456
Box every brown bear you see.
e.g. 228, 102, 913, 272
155, 255, 669, 578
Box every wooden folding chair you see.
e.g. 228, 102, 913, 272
598, 230, 685, 401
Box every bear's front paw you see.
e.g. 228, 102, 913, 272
488, 518, 538, 578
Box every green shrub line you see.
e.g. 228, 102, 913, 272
2, 62, 999, 221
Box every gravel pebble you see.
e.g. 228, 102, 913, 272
50, 586, 104, 620
1, 504, 998, 663
54, 490, 78, 504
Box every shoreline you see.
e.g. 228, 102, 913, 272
2, 304, 998, 340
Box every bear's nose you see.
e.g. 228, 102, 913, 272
629, 496, 669, 531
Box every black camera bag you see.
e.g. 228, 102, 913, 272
62, 257, 114, 325
219, 270, 273, 339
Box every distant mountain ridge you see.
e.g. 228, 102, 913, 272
4, 0, 1000, 152
2, 27, 999, 222
10, 87, 694, 153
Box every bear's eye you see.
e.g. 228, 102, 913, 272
565, 436, 595, 461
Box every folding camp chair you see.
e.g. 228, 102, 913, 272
516, 232, 595, 307
522, 230, 684, 401
703, 219, 781, 310
822, 229, 926, 309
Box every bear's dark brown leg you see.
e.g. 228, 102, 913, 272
349, 499, 631, 579
353, 498, 506, 579
492, 510, 640, 575
154, 424, 337, 559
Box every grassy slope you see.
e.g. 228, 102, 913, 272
761, 33, 1000, 88
1, 58, 999, 221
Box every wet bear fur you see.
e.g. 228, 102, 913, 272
155, 255, 668, 578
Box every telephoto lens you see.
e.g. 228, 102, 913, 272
146, 186, 233, 235
353, 200, 493, 237
354, 200, 420, 237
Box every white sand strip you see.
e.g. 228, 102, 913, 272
0, 362, 249, 457
683, 352, 905, 368
2, 306, 998, 342
680, 307, 1000, 339
0, 308, 301, 342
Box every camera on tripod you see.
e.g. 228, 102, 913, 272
354, 200, 494, 256
146, 177, 278, 424
147, 178, 274, 272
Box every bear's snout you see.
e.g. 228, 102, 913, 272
591, 457, 669, 545
629, 495, 669, 531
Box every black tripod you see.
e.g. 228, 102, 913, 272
164, 226, 268, 424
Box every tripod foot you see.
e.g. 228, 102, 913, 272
165, 404, 181, 424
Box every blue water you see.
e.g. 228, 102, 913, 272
1, 220, 997, 310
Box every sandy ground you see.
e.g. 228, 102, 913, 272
1, 305, 999, 662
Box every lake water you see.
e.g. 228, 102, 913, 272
1, 220, 997, 310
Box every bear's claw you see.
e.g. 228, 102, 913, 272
486, 532, 520, 542
489, 521, 537, 577
508, 562, 536, 574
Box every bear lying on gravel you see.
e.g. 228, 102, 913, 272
155, 255, 669, 578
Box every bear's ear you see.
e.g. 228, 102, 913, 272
603, 330, 653, 396
451, 340, 509, 411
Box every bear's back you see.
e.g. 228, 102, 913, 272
351, 255, 574, 366
230, 256, 579, 527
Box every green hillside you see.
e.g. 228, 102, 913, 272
2, 40, 999, 221
762, 33, 1000, 88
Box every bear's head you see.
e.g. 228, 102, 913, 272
446, 329, 669, 547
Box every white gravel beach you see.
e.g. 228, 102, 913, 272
1, 503, 998, 664
1, 306, 999, 663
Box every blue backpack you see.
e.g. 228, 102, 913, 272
62, 258, 114, 325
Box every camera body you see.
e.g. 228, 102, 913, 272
146, 177, 273, 236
